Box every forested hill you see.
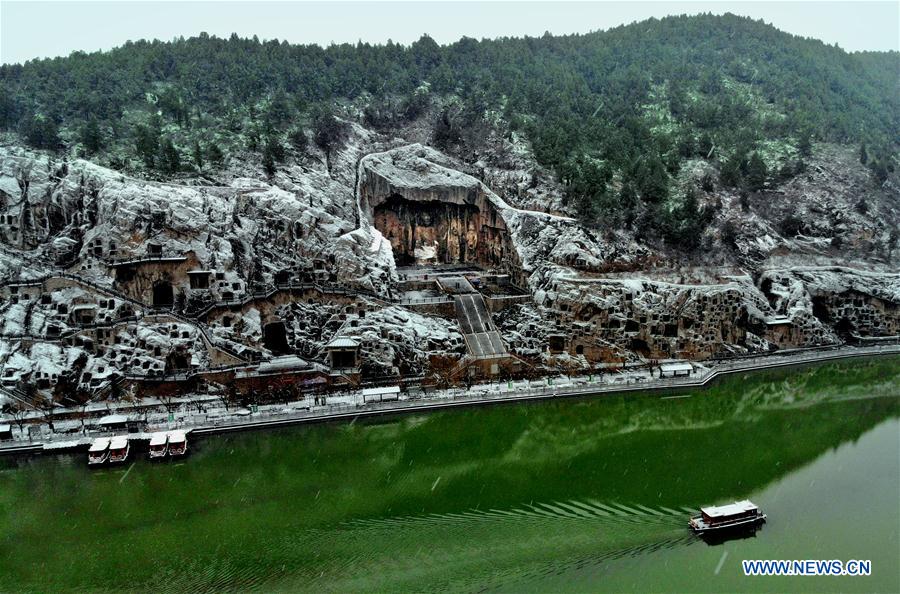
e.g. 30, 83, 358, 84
1, 12, 897, 234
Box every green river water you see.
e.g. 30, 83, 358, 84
1, 357, 898, 593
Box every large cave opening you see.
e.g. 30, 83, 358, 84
263, 321, 290, 354
152, 281, 174, 307
373, 194, 513, 270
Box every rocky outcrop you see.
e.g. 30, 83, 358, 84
355, 144, 651, 287
0, 130, 897, 398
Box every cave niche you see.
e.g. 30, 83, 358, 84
373, 194, 511, 270
152, 281, 174, 307
263, 321, 290, 354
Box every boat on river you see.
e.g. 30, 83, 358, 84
690, 500, 766, 534
167, 431, 187, 458
108, 436, 130, 464
148, 432, 169, 460
87, 437, 110, 466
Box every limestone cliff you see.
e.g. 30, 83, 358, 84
0, 127, 897, 398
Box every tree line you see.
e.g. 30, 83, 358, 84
1, 13, 896, 250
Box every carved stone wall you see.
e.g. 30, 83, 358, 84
374, 194, 515, 269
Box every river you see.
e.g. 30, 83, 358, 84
1, 357, 898, 593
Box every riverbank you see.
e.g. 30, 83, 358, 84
2, 343, 897, 458
2, 358, 898, 593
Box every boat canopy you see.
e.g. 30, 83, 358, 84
659, 362, 693, 374
98, 414, 129, 426
168, 431, 186, 443
701, 500, 758, 518
362, 386, 401, 397
109, 436, 129, 449
149, 432, 168, 446
89, 438, 110, 452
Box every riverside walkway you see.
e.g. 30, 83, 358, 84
2, 343, 898, 456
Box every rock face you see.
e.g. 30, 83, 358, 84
360, 145, 522, 278
0, 130, 898, 399
374, 196, 512, 268
759, 267, 900, 343
710, 145, 900, 268
356, 144, 651, 287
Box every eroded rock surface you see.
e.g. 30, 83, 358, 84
0, 131, 897, 398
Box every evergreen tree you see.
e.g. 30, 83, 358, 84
620, 183, 638, 229
719, 153, 744, 187
262, 150, 275, 177
134, 124, 159, 168
859, 142, 868, 165
637, 156, 669, 203
262, 136, 285, 176
21, 114, 60, 150
312, 108, 348, 155
0, 14, 895, 198
158, 138, 180, 174
698, 132, 714, 158
0, 90, 17, 130
289, 127, 308, 153
81, 120, 103, 154
745, 152, 768, 191
798, 132, 812, 158
207, 142, 225, 167
266, 89, 292, 130
193, 140, 203, 170
869, 159, 888, 184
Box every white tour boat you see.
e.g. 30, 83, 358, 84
88, 437, 111, 466
108, 436, 130, 464
690, 500, 766, 534
167, 431, 188, 458
148, 432, 169, 460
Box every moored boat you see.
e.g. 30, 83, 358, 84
167, 431, 187, 458
148, 432, 169, 460
108, 436, 130, 464
88, 437, 110, 466
690, 500, 766, 534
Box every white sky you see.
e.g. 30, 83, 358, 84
1, 1, 898, 65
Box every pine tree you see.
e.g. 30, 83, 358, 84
21, 114, 60, 150
193, 140, 204, 170
698, 133, 714, 159
262, 136, 284, 176
719, 153, 743, 187
158, 138, 180, 174
262, 150, 275, 177
81, 120, 103, 154
289, 127, 308, 153
798, 132, 812, 158
620, 183, 638, 229
312, 108, 348, 155
207, 142, 225, 168
134, 124, 159, 168
859, 143, 868, 165
637, 155, 669, 204
745, 152, 768, 192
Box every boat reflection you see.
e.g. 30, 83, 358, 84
698, 522, 763, 546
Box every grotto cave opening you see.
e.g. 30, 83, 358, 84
373, 194, 514, 271
152, 281, 174, 307
263, 321, 290, 355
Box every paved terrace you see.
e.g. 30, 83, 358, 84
1, 344, 897, 456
